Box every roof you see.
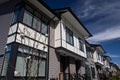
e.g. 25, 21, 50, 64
103, 55, 111, 61
54, 7, 92, 37
27, 0, 59, 21
90, 44, 106, 54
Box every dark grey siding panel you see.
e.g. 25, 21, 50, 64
0, 0, 22, 72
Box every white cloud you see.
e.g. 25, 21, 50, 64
109, 54, 120, 58
74, 0, 120, 21
87, 26, 120, 43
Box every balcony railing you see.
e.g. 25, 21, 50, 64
59, 73, 85, 80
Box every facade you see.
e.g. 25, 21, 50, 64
0, 0, 59, 80
92, 44, 105, 80
103, 55, 111, 79
0, 0, 119, 80
110, 62, 120, 76
49, 8, 92, 80
85, 42, 98, 80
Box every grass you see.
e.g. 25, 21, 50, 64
107, 76, 120, 80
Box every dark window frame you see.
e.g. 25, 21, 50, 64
79, 38, 84, 52
66, 26, 74, 46
11, 3, 49, 36
15, 44, 47, 77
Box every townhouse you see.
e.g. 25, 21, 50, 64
85, 42, 99, 80
0, 0, 119, 80
103, 55, 111, 79
110, 62, 120, 76
0, 0, 59, 79
91, 44, 105, 80
0, 0, 92, 80
50, 8, 92, 80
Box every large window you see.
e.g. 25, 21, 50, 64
23, 9, 48, 35
1, 44, 12, 76
66, 27, 74, 45
79, 38, 84, 52
15, 54, 46, 77
12, 5, 21, 24
15, 45, 47, 77
33, 16, 41, 32
1, 53, 10, 76
41, 23, 48, 35
23, 10, 33, 27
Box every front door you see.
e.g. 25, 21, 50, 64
60, 56, 69, 80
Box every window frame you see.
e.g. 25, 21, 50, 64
15, 45, 47, 77
79, 38, 84, 52
66, 26, 74, 46
22, 5, 49, 36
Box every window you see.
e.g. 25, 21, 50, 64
15, 55, 27, 76
23, 10, 33, 27
33, 16, 41, 31
22, 9, 48, 35
98, 53, 101, 61
79, 38, 84, 52
12, 5, 21, 24
66, 27, 74, 45
15, 54, 46, 77
38, 59, 46, 76
1, 53, 10, 76
87, 51, 90, 58
91, 67, 95, 78
15, 45, 46, 77
41, 22, 48, 35
85, 64, 91, 79
87, 51, 93, 58
6, 44, 12, 52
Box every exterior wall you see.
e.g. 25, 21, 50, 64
69, 57, 76, 73
0, 1, 56, 80
49, 21, 60, 79
0, 0, 22, 72
80, 60, 86, 75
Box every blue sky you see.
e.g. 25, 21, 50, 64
44, 0, 120, 66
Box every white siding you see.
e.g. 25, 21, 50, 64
8, 24, 17, 35
93, 51, 103, 65
7, 34, 15, 44
55, 21, 61, 47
